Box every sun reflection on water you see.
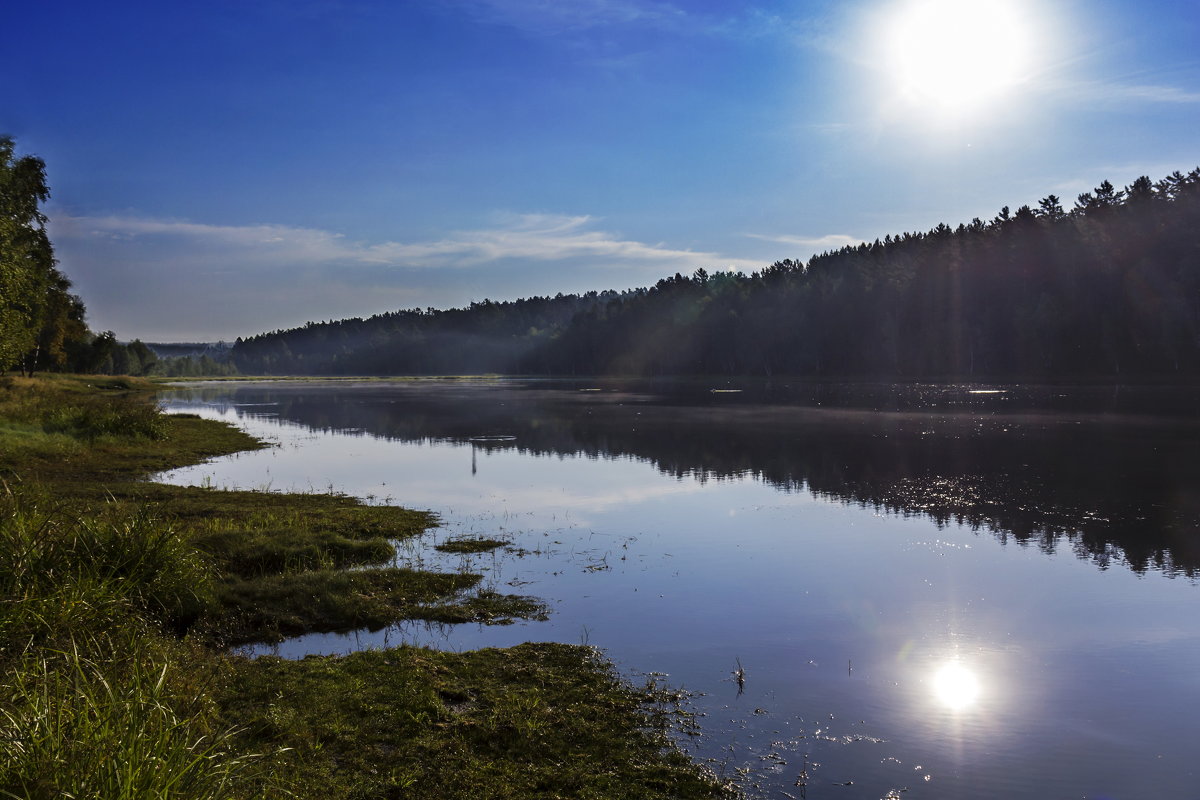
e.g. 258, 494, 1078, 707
933, 662, 982, 711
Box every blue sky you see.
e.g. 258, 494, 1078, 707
6, 0, 1199, 340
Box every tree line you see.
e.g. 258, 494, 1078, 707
234, 168, 1200, 379
5, 131, 1198, 381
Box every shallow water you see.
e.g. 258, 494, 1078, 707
157, 379, 1200, 799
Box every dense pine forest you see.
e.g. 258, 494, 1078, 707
234, 168, 1200, 379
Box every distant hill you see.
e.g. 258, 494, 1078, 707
232, 168, 1200, 380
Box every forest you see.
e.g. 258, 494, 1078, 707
233, 168, 1200, 379
4, 131, 1199, 381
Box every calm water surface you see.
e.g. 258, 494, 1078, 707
157, 379, 1200, 800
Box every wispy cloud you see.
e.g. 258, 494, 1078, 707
803, 122, 856, 134
1049, 79, 1200, 106
444, 0, 815, 42
1103, 83, 1200, 104
57, 212, 756, 271
47, 212, 761, 339
746, 232, 864, 254
445, 0, 688, 35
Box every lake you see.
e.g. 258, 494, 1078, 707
157, 379, 1200, 799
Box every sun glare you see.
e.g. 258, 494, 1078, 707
885, 0, 1033, 115
932, 662, 982, 711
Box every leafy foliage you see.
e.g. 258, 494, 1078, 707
0, 136, 181, 377
0, 136, 55, 373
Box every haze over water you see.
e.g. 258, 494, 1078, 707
158, 379, 1200, 799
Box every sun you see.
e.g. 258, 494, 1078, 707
932, 662, 982, 711
885, 0, 1033, 115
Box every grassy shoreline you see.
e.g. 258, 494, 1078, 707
0, 375, 728, 798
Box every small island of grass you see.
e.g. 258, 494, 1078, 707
435, 536, 511, 554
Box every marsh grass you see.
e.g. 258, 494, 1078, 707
0, 639, 280, 800
0, 374, 163, 439
207, 566, 548, 644
194, 525, 394, 577
0, 377, 263, 484
0, 379, 288, 799
164, 490, 434, 578
0, 484, 282, 799
42, 399, 167, 441
435, 537, 509, 554
218, 643, 726, 800
0, 485, 211, 649
214, 568, 479, 644
0, 376, 730, 799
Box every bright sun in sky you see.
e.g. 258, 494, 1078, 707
884, 0, 1035, 115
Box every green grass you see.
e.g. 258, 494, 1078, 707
0, 375, 731, 799
0, 485, 211, 652
218, 643, 726, 799
0, 635, 283, 800
86, 484, 435, 583
211, 568, 547, 645
151, 374, 508, 382
0, 376, 264, 485
0, 484, 284, 799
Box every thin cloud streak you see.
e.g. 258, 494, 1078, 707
1048, 79, 1200, 105
446, 0, 688, 35
47, 212, 765, 339
445, 0, 809, 42
56, 213, 760, 272
1105, 84, 1200, 104
746, 232, 864, 253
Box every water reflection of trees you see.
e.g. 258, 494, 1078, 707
176, 385, 1200, 577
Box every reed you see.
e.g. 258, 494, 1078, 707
0, 637, 281, 800
0, 485, 282, 799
